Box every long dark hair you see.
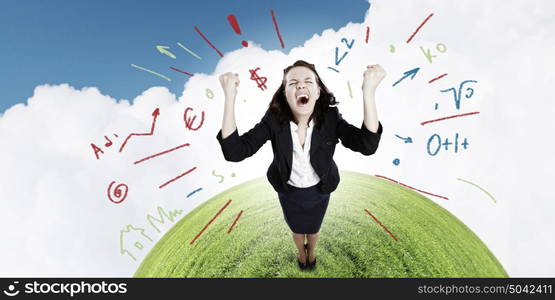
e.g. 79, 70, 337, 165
268, 60, 338, 128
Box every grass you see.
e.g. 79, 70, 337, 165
134, 171, 508, 278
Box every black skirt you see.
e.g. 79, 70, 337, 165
277, 183, 331, 234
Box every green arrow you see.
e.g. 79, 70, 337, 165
156, 45, 176, 59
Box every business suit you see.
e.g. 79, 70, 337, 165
216, 106, 383, 194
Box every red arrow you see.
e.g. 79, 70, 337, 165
119, 108, 160, 152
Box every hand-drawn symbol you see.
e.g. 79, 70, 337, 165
147, 206, 184, 233
190, 199, 232, 245
91, 143, 105, 160
119, 206, 184, 261
91, 134, 119, 159
156, 45, 176, 59
421, 111, 480, 126
187, 187, 203, 198
419, 43, 447, 64
177, 42, 202, 60
428, 73, 448, 84
440, 80, 477, 109
104, 136, 114, 147
205, 88, 214, 99
134, 143, 190, 165
194, 25, 224, 57
335, 38, 355, 66
406, 13, 434, 43
389, 45, 395, 53
392, 67, 420, 87
169, 67, 193, 77
212, 170, 236, 183
419, 45, 445, 64
375, 174, 449, 200
365, 26, 370, 43
227, 210, 244, 233
183, 107, 205, 131
159, 166, 197, 189
341, 38, 355, 49
327, 67, 340, 73
427, 133, 469, 156
392, 158, 400, 166
227, 14, 248, 47
456, 178, 497, 203
108, 181, 129, 204
119, 108, 160, 152
270, 9, 285, 49
335, 47, 348, 66
364, 209, 399, 241
120, 225, 153, 261
249, 67, 268, 91
394, 134, 413, 143
436, 43, 447, 53
131, 64, 171, 81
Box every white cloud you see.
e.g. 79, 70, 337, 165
1, 0, 554, 277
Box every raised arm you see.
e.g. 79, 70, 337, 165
336, 108, 383, 156
220, 72, 239, 139
362, 64, 386, 133
216, 72, 271, 162
336, 64, 386, 155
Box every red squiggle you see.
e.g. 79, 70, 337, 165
375, 174, 449, 200
193, 26, 224, 57
170, 67, 193, 77
406, 13, 434, 44
107, 181, 128, 204
190, 199, 232, 245
270, 10, 285, 49
365, 26, 370, 43
364, 209, 398, 241
119, 108, 160, 152
184, 107, 205, 131
420, 111, 480, 126
134, 143, 190, 165
428, 73, 448, 84
227, 210, 244, 233
159, 167, 197, 189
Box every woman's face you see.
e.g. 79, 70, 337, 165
284, 66, 321, 122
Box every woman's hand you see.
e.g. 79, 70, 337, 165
362, 64, 386, 93
219, 72, 240, 100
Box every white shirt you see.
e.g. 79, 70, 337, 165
287, 119, 321, 188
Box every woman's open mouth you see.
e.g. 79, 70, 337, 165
296, 94, 309, 106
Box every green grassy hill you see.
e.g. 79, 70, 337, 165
135, 171, 507, 278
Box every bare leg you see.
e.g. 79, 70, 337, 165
292, 233, 307, 263
306, 233, 319, 263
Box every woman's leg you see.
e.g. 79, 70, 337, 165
306, 233, 319, 263
292, 233, 307, 263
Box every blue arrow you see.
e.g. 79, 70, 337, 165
392, 67, 420, 87
395, 134, 413, 143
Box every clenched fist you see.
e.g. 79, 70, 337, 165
219, 72, 240, 99
362, 64, 386, 92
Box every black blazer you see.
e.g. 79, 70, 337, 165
216, 106, 383, 194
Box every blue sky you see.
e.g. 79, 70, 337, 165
0, 0, 370, 113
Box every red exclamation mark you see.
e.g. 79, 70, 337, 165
227, 14, 248, 47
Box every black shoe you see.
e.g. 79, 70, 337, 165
297, 259, 307, 270
307, 257, 317, 270
297, 244, 308, 270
